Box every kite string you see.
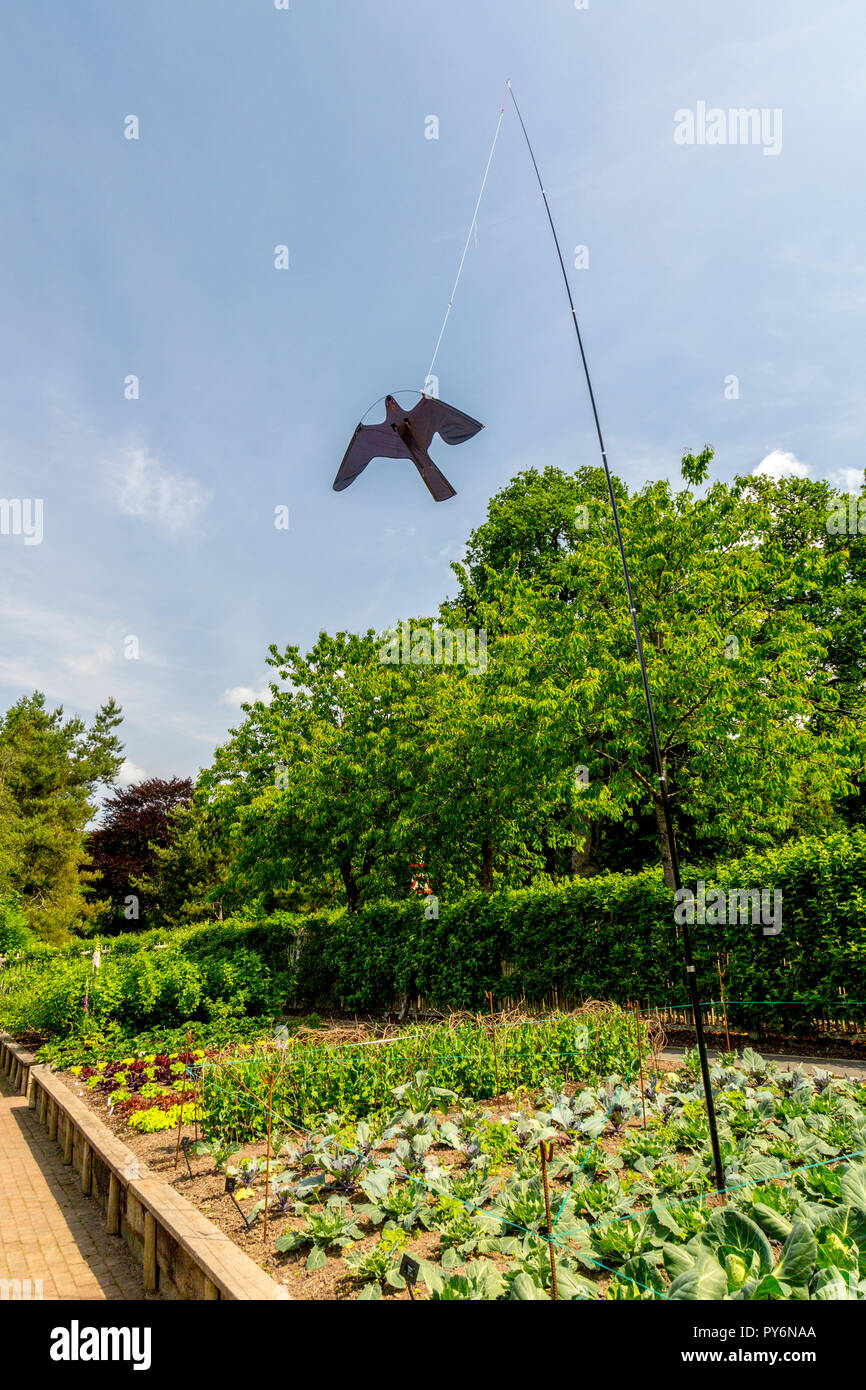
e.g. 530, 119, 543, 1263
423, 79, 511, 393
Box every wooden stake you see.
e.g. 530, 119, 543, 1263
717, 957, 731, 1053
173, 1097, 184, 1168
143, 1210, 157, 1293
174, 1075, 187, 1170
175, 1028, 195, 1167
486, 991, 501, 1098
263, 1072, 274, 1244
107, 1173, 120, 1235
634, 1003, 647, 1130
539, 1140, 558, 1300
188, 1028, 199, 1143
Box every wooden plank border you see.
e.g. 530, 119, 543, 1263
0, 1031, 290, 1302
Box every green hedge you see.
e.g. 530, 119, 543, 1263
295, 832, 866, 1032
2, 833, 863, 1042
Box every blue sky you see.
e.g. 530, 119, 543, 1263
1, 0, 863, 785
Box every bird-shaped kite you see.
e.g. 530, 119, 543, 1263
333, 393, 483, 502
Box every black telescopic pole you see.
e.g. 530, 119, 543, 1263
507, 84, 725, 1194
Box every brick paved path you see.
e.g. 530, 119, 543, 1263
0, 1070, 147, 1300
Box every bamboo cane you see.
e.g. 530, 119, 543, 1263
263, 1072, 274, 1243
188, 1027, 199, 1143
539, 1140, 558, 1300
717, 958, 731, 1053
486, 990, 501, 1098
634, 1003, 647, 1130
174, 1088, 185, 1169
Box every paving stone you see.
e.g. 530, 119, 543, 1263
0, 1071, 147, 1302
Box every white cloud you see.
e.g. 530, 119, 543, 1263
752, 451, 864, 494
108, 445, 211, 533
64, 642, 117, 678
753, 449, 810, 480
117, 758, 147, 787
219, 683, 273, 709
0, 599, 116, 699
827, 466, 865, 493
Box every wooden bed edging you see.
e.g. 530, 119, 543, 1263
0, 1031, 290, 1302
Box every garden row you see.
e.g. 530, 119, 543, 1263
65, 1008, 643, 1134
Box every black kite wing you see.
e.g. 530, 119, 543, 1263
408, 395, 485, 450
332, 420, 408, 492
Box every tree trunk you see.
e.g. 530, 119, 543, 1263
570, 825, 599, 877
652, 795, 677, 889
340, 859, 360, 912
480, 840, 495, 891
396, 990, 418, 1023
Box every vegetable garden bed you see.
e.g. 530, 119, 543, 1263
53, 1012, 866, 1301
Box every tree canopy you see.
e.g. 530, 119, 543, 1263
3, 454, 863, 933
87, 777, 194, 931
191, 455, 865, 909
0, 692, 124, 940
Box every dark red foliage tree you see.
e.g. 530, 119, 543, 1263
88, 777, 193, 930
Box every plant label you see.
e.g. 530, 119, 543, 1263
400, 1254, 420, 1288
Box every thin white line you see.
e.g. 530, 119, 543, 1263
423, 82, 510, 391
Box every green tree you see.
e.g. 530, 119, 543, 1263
132, 798, 233, 930
742, 468, 866, 829
0, 892, 37, 954
386, 605, 579, 895
200, 633, 431, 911
0, 692, 124, 940
448, 457, 863, 885
191, 456, 864, 909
